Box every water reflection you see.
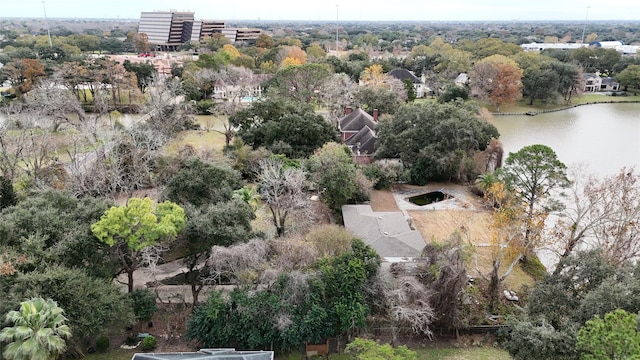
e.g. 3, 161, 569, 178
490, 103, 640, 175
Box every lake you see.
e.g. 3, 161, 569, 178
490, 103, 640, 176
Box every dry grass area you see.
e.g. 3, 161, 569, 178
371, 187, 535, 292
408, 210, 492, 244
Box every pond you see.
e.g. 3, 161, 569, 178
407, 191, 451, 206
490, 103, 640, 176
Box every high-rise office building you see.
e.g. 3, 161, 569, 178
139, 11, 195, 50
139, 11, 261, 49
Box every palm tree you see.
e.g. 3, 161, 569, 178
475, 172, 498, 194
233, 185, 261, 212
0, 297, 72, 360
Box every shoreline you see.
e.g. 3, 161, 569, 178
491, 99, 640, 116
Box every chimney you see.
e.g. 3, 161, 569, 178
345, 106, 352, 115
373, 109, 378, 122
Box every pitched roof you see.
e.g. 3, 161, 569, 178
345, 125, 376, 155
601, 77, 618, 85
131, 349, 274, 360
342, 205, 425, 258
388, 68, 421, 84
339, 108, 376, 132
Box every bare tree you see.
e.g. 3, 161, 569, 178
0, 107, 26, 181
54, 61, 90, 101
25, 80, 86, 132
69, 128, 165, 197
370, 268, 435, 344
416, 232, 468, 331
470, 62, 498, 104
191, 68, 217, 101
142, 75, 195, 138
206, 239, 270, 286
321, 73, 358, 125
257, 158, 312, 237
548, 167, 640, 268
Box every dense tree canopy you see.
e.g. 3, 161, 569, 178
3, 266, 134, 348
617, 64, 640, 92
306, 142, 363, 213
376, 101, 499, 184
185, 238, 380, 352
0, 190, 116, 278
163, 157, 243, 207
505, 250, 640, 360
577, 309, 640, 360
230, 97, 337, 158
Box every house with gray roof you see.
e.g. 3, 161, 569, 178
345, 126, 376, 156
388, 68, 429, 98
601, 76, 620, 91
338, 107, 378, 164
131, 348, 274, 360
342, 205, 425, 258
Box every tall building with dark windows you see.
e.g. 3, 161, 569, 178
139, 11, 195, 50
139, 11, 261, 50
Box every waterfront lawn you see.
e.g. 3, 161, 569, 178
493, 92, 640, 114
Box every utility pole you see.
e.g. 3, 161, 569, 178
581, 6, 590, 44
336, 4, 339, 52
42, 1, 53, 48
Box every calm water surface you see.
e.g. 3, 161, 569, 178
490, 103, 640, 176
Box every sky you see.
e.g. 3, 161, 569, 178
2, 0, 640, 21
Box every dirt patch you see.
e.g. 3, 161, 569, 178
370, 189, 400, 212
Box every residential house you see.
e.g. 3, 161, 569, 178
583, 73, 620, 92
600, 77, 620, 91
131, 348, 274, 360
387, 68, 429, 98
338, 107, 378, 164
583, 73, 602, 92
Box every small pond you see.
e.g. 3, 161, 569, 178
407, 191, 451, 206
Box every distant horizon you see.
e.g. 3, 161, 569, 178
2, 17, 640, 24
3, 0, 640, 22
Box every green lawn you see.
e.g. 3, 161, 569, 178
163, 115, 229, 156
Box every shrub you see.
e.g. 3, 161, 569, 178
196, 99, 214, 114
141, 335, 157, 351
362, 161, 403, 190
129, 289, 158, 322
125, 336, 138, 346
95, 335, 110, 353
